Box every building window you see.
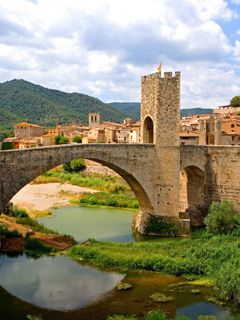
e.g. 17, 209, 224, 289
231, 124, 235, 128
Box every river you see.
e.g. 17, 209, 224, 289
0, 206, 237, 319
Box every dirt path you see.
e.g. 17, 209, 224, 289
11, 183, 97, 212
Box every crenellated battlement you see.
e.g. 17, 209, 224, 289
141, 71, 180, 82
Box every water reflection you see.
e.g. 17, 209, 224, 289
0, 254, 124, 310
177, 302, 230, 319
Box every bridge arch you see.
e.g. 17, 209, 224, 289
0, 144, 154, 215
142, 116, 154, 143
180, 165, 205, 215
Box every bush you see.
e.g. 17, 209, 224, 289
215, 259, 240, 302
7, 204, 28, 218
54, 135, 69, 145
145, 215, 178, 236
1, 141, 15, 150
0, 224, 20, 238
204, 201, 240, 234
63, 159, 86, 173
73, 136, 82, 143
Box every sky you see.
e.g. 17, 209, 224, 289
0, 0, 239, 109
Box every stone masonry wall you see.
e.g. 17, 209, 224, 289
181, 145, 240, 212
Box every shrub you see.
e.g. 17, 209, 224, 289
204, 201, 240, 234
7, 204, 28, 218
54, 135, 69, 145
1, 141, 15, 150
145, 215, 178, 236
73, 136, 82, 143
63, 159, 86, 173
215, 259, 240, 302
145, 311, 167, 320
0, 224, 20, 237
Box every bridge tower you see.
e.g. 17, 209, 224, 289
135, 67, 182, 233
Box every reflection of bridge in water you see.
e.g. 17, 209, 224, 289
1, 70, 240, 234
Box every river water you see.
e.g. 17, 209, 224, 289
0, 206, 238, 319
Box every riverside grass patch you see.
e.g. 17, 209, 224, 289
68, 232, 240, 304
78, 191, 139, 209
33, 167, 131, 193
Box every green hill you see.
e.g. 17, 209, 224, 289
108, 102, 140, 121
0, 79, 214, 140
0, 79, 127, 139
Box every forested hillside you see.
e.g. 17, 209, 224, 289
111, 102, 213, 119
0, 79, 127, 139
0, 79, 213, 140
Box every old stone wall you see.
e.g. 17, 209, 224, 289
181, 145, 240, 211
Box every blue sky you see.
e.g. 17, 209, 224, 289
0, 0, 239, 109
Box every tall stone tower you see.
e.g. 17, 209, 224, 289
89, 112, 100, 128
199, 117, 221, 145
140, 69, 181, 222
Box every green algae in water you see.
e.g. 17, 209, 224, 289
150, 292, 174, 303
117, 282, 133, 290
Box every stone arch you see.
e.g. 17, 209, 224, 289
2, 145, 154, 214
206, 133, 215, 145
180, 165, 205, 221
142, 116, 154, 143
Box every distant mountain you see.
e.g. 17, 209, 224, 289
110, 102, 213, 119
109, 102, 140, 121
180, 108, 213, 116
0, 79, 127, 139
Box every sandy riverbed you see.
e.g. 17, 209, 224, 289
11, 183, 97, 212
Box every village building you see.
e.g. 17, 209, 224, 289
214, 104, 240, 115
14, 122, 45, 139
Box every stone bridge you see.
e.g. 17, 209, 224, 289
1, 69, 240, 233
0, 143, 240, 233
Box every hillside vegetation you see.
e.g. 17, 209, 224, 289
0, 79, 127, 139
110, 102, 213, 119
0, 79, 213, 140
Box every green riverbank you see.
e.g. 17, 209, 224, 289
33, 165, 139, 210
68, 231, 240, 306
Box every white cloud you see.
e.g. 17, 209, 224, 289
0, 0, 239, 108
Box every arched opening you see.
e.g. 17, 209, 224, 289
143, 116, 154, 143
206, 133, 215, 145
180, 165, 205, 226
7, 156, 153, 216
8, 157, 153, 242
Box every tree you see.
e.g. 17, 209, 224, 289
54, 135, 69, 145
63, 159, 86, 173
204, 200, 240, 234
230, 96, 240, 107
1, 141, 15, 150
72, 136, 82, 143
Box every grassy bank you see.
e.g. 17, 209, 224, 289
68, 231, 240, 304
34, 166, 139, 210
33, 167, 130, 193
75, 191, 139, 209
